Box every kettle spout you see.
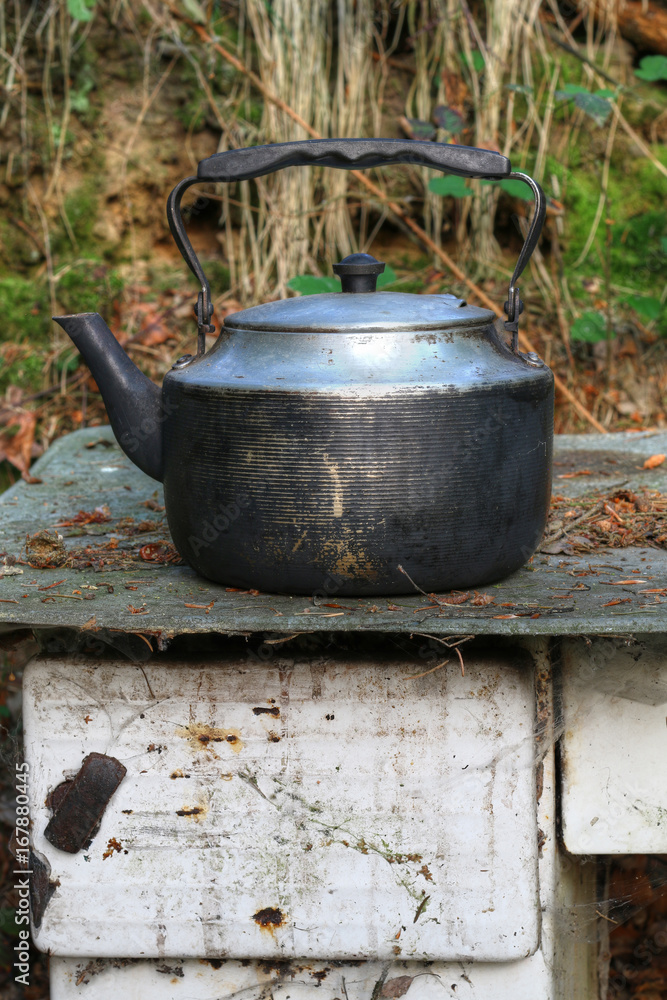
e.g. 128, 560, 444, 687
54, 312, 164, 482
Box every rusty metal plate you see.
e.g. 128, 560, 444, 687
44, 752, 127, 853
23, 652, 539, 961
3, 426, 667, 637
560, 636, 667, 854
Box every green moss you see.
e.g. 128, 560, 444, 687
560, 146, 667, 309
55, 262, 124, 317
202, 259, 231, 294
0, 276, 50, 343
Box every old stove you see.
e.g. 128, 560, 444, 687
6, 427, 667, 998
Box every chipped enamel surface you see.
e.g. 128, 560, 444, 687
49, 952, 554, 1000
24, 652, 538, 961
560, 636, 667, 854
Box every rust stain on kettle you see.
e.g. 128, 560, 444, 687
176, 722, 244, 755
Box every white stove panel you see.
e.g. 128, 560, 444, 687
561, 637, 667, 854
23, 653, 539, 961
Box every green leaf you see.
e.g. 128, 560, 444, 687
432, 105, 465, 134
70, 90, 90, 113
403, 118, 435, 141
557, 83, 590, 97
471, 51, 485, 73
428, 175, 472, 197
661, 236, 667, 254
574, 92, 612, 126
623, 295, 663, 321
499, 178, 533, 200
570, 311, 609, 343
635, 55, 667, 82
66, 0, 95, 21
377, 265, 397, 288
595, 88, 616, 98
287, 275, 340, 296
182, 0, 207, 23
556, 85, 612, 125
459, 50, 485, 73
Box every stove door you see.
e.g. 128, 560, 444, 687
23, 650, 539, 961
560, 636, 667, 854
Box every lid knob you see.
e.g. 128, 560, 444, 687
332, 253, 386, 293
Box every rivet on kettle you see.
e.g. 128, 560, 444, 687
172, 354, 196, 369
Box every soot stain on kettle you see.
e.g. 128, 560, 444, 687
176, 722, 244, 755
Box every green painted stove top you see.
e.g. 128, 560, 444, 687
2, 426, 667, 638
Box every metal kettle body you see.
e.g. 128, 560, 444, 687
162, 299, 553, 595
54, 138, 553, 596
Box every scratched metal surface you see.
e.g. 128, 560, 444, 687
3, 426, 667, 636
24, 652, 539, 961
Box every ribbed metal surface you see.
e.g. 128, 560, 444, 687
163, 375, 553, 595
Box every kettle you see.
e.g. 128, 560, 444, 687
55, 138, 553, 596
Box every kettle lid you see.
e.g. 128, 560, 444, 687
224, 254, 494, 334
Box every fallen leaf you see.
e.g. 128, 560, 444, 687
643, 454, 666, 469
609, 580, 647, 585
556, 469, 592, 479
139, 542, 182, 563
602, 599, 631, 606
471, 591, 494, 606
55, 505, 111, 527
0, 409, 40, 481
436, 592, 469, 605
381, 977, 415, 999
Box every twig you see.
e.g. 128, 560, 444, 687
542, 501, 605, 544
410, 632, 474, 677
397, 563, 431, 599
26, 182, 56, 328
572, 99, 620, 268
165, 4, 607, 436
539, 22, 632, 94
406, 659, 449, 680
549, 231, 575, 368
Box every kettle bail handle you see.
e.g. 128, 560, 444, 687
166, 141, 545, 358
167, 176, 215, 358
501, 171, 546, 352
